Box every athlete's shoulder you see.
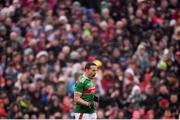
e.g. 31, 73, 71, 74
77, 75, 86, 83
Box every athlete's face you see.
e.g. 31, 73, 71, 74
86, 65, 97, 79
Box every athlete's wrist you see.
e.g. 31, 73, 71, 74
87, 102, 90, 106
88, 101, 94, 105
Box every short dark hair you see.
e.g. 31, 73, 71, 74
85, 63, 96, 70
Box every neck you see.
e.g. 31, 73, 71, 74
83, 74, 91, 80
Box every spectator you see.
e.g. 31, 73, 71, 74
0, 0, 179, 119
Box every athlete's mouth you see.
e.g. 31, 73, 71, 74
92, 74, 96, 77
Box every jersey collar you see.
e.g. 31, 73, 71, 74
82, 74, 90, 80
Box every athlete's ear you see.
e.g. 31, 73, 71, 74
84, 68, 88, 72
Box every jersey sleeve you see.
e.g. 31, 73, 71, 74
74, 81, 84, 94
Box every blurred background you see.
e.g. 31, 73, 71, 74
0, 0, 179, 119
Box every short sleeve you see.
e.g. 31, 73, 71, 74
74, 81, 83, 94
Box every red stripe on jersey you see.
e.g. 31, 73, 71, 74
83, 86, 96, 94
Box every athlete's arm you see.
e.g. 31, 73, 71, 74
74, 92, 90, 106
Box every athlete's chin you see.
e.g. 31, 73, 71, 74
90, 77, 94, 79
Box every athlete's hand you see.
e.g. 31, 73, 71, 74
88, 101, 96, 109
94, 96, 99, 102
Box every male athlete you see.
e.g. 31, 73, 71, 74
74, 63, 99, 119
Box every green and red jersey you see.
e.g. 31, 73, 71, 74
74, 75, 96, 113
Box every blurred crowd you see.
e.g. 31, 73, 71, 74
0, 0, 180, 119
